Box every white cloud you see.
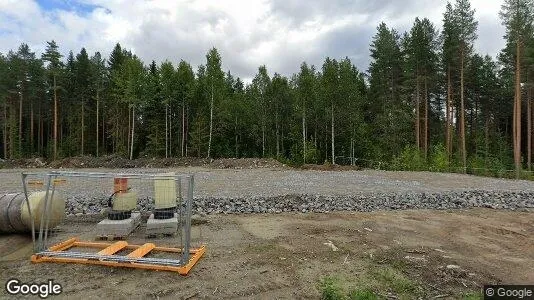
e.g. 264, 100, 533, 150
0, 0, 507, 79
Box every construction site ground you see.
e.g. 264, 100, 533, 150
0, 167, 533, 299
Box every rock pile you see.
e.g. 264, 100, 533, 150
65, 190, 534, 216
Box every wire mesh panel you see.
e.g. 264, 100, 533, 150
21, 171, 203, 274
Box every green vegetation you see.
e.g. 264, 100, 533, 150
318, 276, 346, 300
317, 266, 422, 300
1, 0, 534, 180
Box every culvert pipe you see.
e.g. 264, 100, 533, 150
0, 191, 66, 233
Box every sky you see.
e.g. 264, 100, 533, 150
0, 0, 506, 81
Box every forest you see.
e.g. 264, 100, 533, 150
1, 0, 534, 178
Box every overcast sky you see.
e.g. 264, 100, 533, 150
0, 0, 506, 81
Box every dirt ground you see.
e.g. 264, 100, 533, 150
1, 208, 533, 299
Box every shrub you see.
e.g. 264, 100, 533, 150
390, 146, 426, 171
429, 144, 448, 172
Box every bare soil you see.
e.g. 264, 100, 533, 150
1, 208, 533, 299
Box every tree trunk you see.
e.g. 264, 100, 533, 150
30, 102, 33, 152
276, 109, 280, 157
3, 99, 7, 159
446, 66, 452, 165
262, 98, 265, 158
185, 106, 189, 157
424, 76, 430, 160
96, 89, 99, 157
485, 115, 490, 165
350, 137, 354, 166
81, 100, 84, 156
126, 106, 130, 156
528, 86, 531, 171
514, 40, 522, 178
9, 99, 14, 159
18, 90, 22, 157
37, 102, 40, 155
302, 99, 306, 164
235, 115, 238, 158
39, 105, 43, 155
169, 103, 172, 157
415, 75, 420, 151
102, 112, 105, 155
208, 84, 214, 158
181, 103, 185, 157
460, 45, 466, 173
165, 104, 168, 158
130, 107, 135, 160
331, 101, 335, 165
53, 75, 58, 160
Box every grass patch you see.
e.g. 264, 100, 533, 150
245, 242, 277, 253
318, 276, 345, 300
348, 288, 379, 300
372, 268, 418, 295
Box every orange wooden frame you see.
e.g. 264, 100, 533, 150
31, 238, 206, 275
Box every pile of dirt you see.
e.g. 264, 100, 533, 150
0, 158, 46, 168
1, 155, 287, 169
208, 158, 286, 169
300, 163, 359, 171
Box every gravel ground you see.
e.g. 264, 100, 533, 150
1, 168, 534, 215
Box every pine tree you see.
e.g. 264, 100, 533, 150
160, 60, 177, 158
42, 40, 62, 159
368, 23, 410, 159
406, 18, 438, 158
90, 52, 106, 157
442, 2, 460, 165
0, 53, 7, 159
454, 0, 478, 173
500, 0, 534, 177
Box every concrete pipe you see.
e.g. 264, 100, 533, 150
0, 191, 66, 233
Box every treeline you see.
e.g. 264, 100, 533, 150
1, 0, 534, 177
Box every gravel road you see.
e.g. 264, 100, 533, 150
1, 168, 534, 215
2, 168, 534, 196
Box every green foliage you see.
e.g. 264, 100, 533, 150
289, 141, 320, 165
429, 144, 448, 172
318, 276, 345, 300
348, 288, 378, 300
372, 268, 419, 296
0, 4, 532, 183
391, 146, 427, 171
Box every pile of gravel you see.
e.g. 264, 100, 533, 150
65, 190, 534, 216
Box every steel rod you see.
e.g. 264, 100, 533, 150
37, 175, 53, 252
37, 251, 183, 266
43, 175, 57, 247
21, 173, 36, 251
183, 175, 193, 263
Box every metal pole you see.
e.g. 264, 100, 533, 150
182, 175, 193, 264
37, 174, 53, 252
178, 177, 183, 247
21, 173, 36, 251
43, 174, 57, 247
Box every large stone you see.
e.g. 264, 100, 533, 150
95, 212, 141, 238
146, 213, 178, 236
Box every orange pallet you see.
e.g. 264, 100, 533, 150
31, 238, 206, 275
